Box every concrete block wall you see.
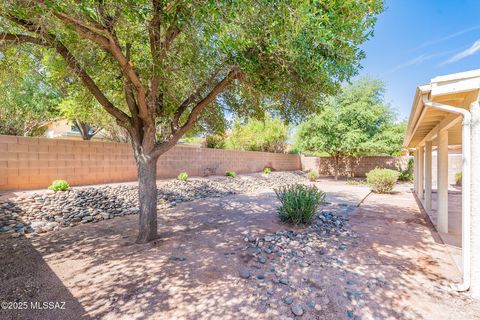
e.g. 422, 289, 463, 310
0, 135, 301, 190
301, 155, 409, 178
431, 154, 463, 187
0, 135, 409, 190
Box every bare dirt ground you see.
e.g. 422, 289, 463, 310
1, 178, 479, 320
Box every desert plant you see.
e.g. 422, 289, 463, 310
398, 158, 414, 182
48, 180, 70, 192
366, 168, 400, 193
263, 167, 272, 174
225, 171, 237, 178
455, 172, 462, 186
346, 178, 367, 185
205, 134, 226, 149
306, 170, 319, 181
274, 184, 325, 225
225, 116, 288, 153
177, 172, 189, 182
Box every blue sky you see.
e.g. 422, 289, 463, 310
357, 0, 480, 120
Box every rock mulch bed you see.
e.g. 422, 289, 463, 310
238, 204, 363, 319
0, 171, 306, 238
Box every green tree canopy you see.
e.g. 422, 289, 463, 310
295, 78, 405, 179
0, 47, 60, 136
225, 115, 289, 153
0, 0, 383, 242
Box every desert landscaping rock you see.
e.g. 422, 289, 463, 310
284, 296, 294, 305
291, 304, 304, 316
234, 198, 361, 319
0, 171, 308, 238
1, 177, 479, 319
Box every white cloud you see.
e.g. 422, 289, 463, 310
385, 50, 454, 75
440, 39, 480, 65
411, 24, 480, 52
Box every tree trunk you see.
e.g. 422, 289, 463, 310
74, 119, 92, 141
135, 156, 159, 243
334, 155, 339, 180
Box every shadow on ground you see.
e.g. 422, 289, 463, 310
0, 184, 479, 320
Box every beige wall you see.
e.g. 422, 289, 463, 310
301, 155, 409, 178
0, 135, 410, 191
431, 154, 463, 187
0, 135, 300, 190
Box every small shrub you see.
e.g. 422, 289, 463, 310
346, 178, 367, 185
366, 168, 400, 193
274, 184, 325, 225
205, 134, 226, 149
455, 172, 462, 186
306, 170, 319, 181
225, 171, 237, 178
398, 158, 414, 182
48, 180, 69, 192
263, 167, 272, 174
177, 172, 188, 181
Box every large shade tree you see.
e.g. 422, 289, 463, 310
295, 78, 405, 180
0, 0, 383, 243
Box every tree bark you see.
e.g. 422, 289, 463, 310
135, 154, 159, 243
334, 155, 339, 180
74, 119, 92, 140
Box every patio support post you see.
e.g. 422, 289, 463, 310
413, 149, 418, 193
437, 129, 449, 234
425, 141, 432, 212
418, 146, 425, 200
470, 101, 480, 298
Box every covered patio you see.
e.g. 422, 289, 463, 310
404, 69, 480, 298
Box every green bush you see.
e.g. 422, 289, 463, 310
263, 167, 272, 174
274, 184, 325, 225
225, 171, 237, 178
177, 172, 189, 181
306, 170, 319, 181
398, 158, 414, 182
455, 172, 462, 186
48, 180, 69, 192
346, 179, 367, 185
205, 134, 226, 149
366, 168, 400, 193
224, 115, 288, 153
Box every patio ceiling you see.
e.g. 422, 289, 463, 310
404, 69, 480, 148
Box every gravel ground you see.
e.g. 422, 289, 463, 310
0, 171, 307, 238
1, 181, 478, 320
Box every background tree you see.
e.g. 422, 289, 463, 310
0, 47, 60, 136
1, 0, 383, 243
295, 78, 404, 180
44, 49, 127, 140
57, 89, 108, 140
225, 115, 289, 153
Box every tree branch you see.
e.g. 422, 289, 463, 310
2, 14, 131, 126
152, 67, 242, 158
0, 33, 49, 46
171, 67, 224, 132
147, 0, 182, 111
29, 0, 150, 121
53, 42, 131, 126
